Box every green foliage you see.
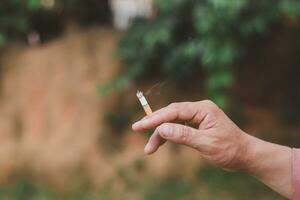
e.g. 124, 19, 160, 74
143, 177, 190, 200
142, 166, 285, 200
0, 179, 115, 200
118, 0, 300, 109
196, 166, 285, 200
0, 170, 285, 200
0, 0, 110, 48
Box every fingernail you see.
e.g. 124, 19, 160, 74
141, 118, 150, 125
132, 121, 140, 129
144, 143, 152, 154
159, 124, 173, 138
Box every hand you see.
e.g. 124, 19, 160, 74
132, 100, 292, 198
132, 100, 248, 170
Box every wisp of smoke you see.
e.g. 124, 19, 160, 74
145, 81, 168, 96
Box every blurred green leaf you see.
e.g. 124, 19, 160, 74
28, 0, 41, 10
144, 177, 190, 200
212, 93, 227, 108
144, 28, 170, 49
16, 18, 28, 32
279, 0, 300, 15
0, 33, 6, 47
208, 70, 233, 91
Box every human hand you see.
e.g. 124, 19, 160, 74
132, 100, 249, 170
132, 100, 292, 198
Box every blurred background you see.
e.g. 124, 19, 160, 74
0, 0, 300, 199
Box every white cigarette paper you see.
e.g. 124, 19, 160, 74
136, 90, 152, 116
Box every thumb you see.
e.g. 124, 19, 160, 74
157, 123, 200, 148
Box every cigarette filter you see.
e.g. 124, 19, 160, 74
136, 90, 152, 116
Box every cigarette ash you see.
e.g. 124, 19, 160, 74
136, 90, 143, 99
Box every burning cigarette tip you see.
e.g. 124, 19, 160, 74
136, 90, 143, 98
136, 90, 152, 116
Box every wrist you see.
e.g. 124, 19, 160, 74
235, 132, 258, 173
238, 132, 292, 198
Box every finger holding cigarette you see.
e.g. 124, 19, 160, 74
133, 100, 249, 169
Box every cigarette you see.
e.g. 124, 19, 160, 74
136, 90, 153, 116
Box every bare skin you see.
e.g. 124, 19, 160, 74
132, 100, 292, 199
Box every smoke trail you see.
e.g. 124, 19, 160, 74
145, 81, 168, 96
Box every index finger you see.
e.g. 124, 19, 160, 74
132, 101, 208, 131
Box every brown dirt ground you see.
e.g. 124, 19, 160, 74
0, 27, 203, 195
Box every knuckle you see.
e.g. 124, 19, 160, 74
163, 109, 176, 120
168, 102, 179, 109
202, 99, 215, 106
201, 100, 220, 113
181, 101, 192, 107
178, 126, 190, 143
210, 105, 220, 114
168, 108, 177, 115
